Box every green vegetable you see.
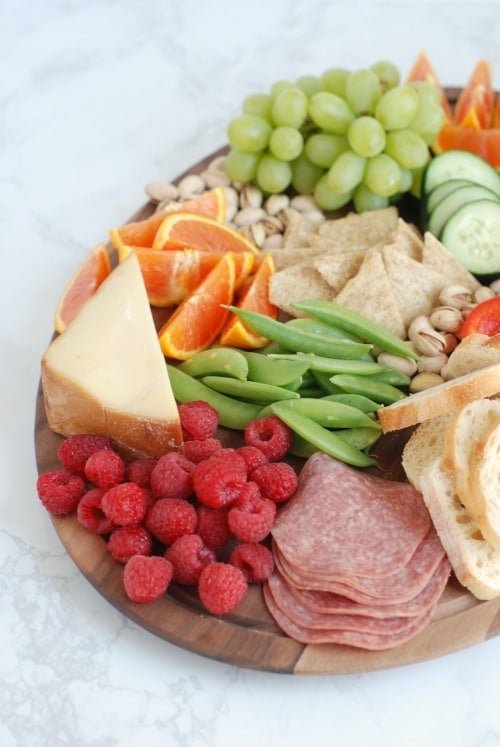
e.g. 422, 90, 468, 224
370, 369, 411, 387
259, 398, 380, 430
179, 347, 248, 380
310, 369, 341, 394
321, 393, 380, 413
296, 386, 324, 398
270, 352, 387, 375
241, 350, 310, 385
201, 376, 299, 403
285, 317, 362, 343
330, 373, 406, 404
289, 427, 380, 458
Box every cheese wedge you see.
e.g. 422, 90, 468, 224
41, 253, 182, 457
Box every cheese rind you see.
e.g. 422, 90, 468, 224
42, 253, 182, 457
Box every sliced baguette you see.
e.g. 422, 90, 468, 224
445, 333, 500, 379
402, 412, 453, 491
378, 363, 500, 433
469, 422, 500, 550
420, 459, 500, 600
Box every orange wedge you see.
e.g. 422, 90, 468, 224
158, 252, 236, 360
54, 244, 111, 333
153, 213, 260, 254
220, 255, 277, 349
493, 95, 500, 128
454, 59, 493, 128
434, 124, 500, 169
407, 50, 452, 121
113, 188, 226, 248
233, 251, 255, 290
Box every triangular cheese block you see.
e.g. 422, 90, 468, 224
42, 254, 182, 457
422, 232, 481, 291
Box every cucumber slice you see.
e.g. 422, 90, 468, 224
425, 179, 476, 215
428, 184, 499, 238
441, 199, 500, 274
423, 150, 500, 197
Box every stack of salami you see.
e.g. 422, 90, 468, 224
264, 453, 451, 650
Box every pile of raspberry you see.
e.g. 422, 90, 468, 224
36, 403, 298, 616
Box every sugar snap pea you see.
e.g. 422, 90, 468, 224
179, 347, 248, 380
258, 398, 380, 430
226, 307, 372, 359
321, 393, 380, 413
284, 376, 304, 392
289, 427, 381, 458
285, 317, 362, 343
241, 350, 310, 386
270, 352, 387, 376
166, 364, 261, 429
370, 369, 411, 387
310, 369, 342, 394
293, 300, 419, 360
296, 386, 324, 398
330, 374, 406, 405
201, 376, 299, 403
269, 402, 375, 467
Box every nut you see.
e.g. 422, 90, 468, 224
474, 286, 496, 303
438, 285, 472, 310
261, 215, 284, 236
200, 169, 231, 189
178, 174, 205, 199
412, 328, 447, 356
224, 186, 239, 206
376, 353, 418, 377
429, 306, 463, 333
417, 353, 448, 374
304, 209, 326, 226
489, 278, 500, 295
407, 315, 433, 340
225, 201, 238, 223
249, 222, 266, 248
234, 207, 266, 227
443, 333, 458, 354
440, 362, 454, 381
290, 195, 318, 212
265, 194, 290, 215
239, 184, 263, 209
156, 199, 182, 213
261, 233, 284, 250
409, 372, 445, 393
145, 180, 179, 204
207, 155, 227, 172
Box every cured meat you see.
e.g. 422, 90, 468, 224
272, 453, 431, 577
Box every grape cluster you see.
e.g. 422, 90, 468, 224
224, 61, 445, 211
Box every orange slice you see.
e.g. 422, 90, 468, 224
113, 188, 226, 248
493, 94, 500, 128
407, 50, 453, 121
233, 251, 255, 290
220, 255, 277, 349
153, 213, 260, 254
454, 59, 493, 129
158, 252, 236, 360
54, 244, 111, 333
434, 124, 500, 169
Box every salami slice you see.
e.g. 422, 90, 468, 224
272, 453, 431, 577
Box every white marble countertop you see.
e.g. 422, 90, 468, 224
2, 1, 500, 745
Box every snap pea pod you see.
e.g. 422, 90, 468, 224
293, 300, 419, 361
200, 376, 299, 403
226, 307, 372, 359
285, 317, 362, 343
330, 374, 406, 405
370, 369, 411, 387
289, 427, 381, 458
283, 376, 304, 392
310, 369, 342, 394
296, 386, 324, 398
269, 402, 375, 467
269, 352, 387, 376
179, 347, 248, 380
322, 393, 380, 413
240, 350, 310, 386
166, 364, 261, 430
258, 398, 381, 430
261, 341, 286, 354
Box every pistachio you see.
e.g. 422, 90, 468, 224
261, 233, 284, 250
265, 194, 290, 215
417, 353, 448, 374
239, 184, 263, 209
290, 195, 318, 212
178, 174, 205, 199
443, 333, 458, 354
200, 169, 231, 188
224, 186, 239, 206
249, 222, 266, 248
407, 315, 433, 341
409, 372, 445, 393
304, 209, 326, 226
261, 215, 284, 236
429, 306, 463, 332
412, 328, 447, 356
145, 180, 179, 204
281, 207, 302, 224
156, 199, 182, 213
234, 206, 267, 228
474, 286, 496, 304
490, 278, 500, 295
377, 352, 418, 377
225, 201, 238, 223
440, 362, 454, 381
207, 155, 227, 172
438, 285, 472, 310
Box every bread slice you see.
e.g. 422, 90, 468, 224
469, 422, 500, 549
420, 459, 500, 600
422, 232, 480, 292
378, 363, 500, 433
446, 333, 500, 378
268, 262, 335, 317
402, 412, 454, 491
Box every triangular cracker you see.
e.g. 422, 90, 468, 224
314, 251, 365, 294
392, 218, 424, 261
268, 262, 335, 317
282, 212, 319, 249
317, 207, 398, 244
422, 232, 481, 291
266, 245, 330, 271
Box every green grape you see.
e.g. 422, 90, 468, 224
271, 80, 295, 98
345, 69, 382, 115
371, 60, 400, 91
291, 153, 324, 194
408, 97, 445, 145
375, 85, 419, 130
243, 93, 273, 122
321, 68, 350, 97
224, 149, 260, 182
305, 132, 348, 167
353, 183, 389, 212
269, 126, 303, 161
364, 154, 401, 196
227, 115, 272, 152
347, 116, 386, 158
327, 151, 366, 193
314, 174, 352, 210
271, 87, 308, 128
257, 153, 292, 193
309, 92, 355, 134
385, 129, 429, 169
408, 81, 441, 105
296, 75, 323, 97
399, 166, 413, 193
410, 166, 425, 198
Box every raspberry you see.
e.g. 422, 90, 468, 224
243, 416, 292, 461
198, 562, 248, 615
192, 458, 247, 509
182, 438, 222, 464
165, 534, 215, 585
123, 555, 173, 603
227, 484, 276, 543
108, 525, 153, 563
179, 401, 219, 440
77, 488, 115, 534
145, 498, 197, 545
237, 446, 268, 473
150, 453, 195, 501
57, 434, 114, 477
126, 458, 158, 489
101, 483, 148, 526
229, 543, 274, 583
196, 506, 231, 552
251, 462, 298, 504
207, 448, 248, 474
84, 449, 125, 489
37, 470, 85, 516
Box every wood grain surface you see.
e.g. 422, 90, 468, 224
34, 94, 500, 673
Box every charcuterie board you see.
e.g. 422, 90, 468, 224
33, 95, 500, 673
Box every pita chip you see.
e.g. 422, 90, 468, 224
314, 251, 366, 294
268, 262, 335, 317
422, 232, 481, 291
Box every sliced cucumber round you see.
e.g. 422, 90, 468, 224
441, 199, 500, 274
428, 184, 499, 238
423, 150, 500, 197
425, 179, 476, 215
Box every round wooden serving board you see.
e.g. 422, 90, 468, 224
34, 98, 500, 673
